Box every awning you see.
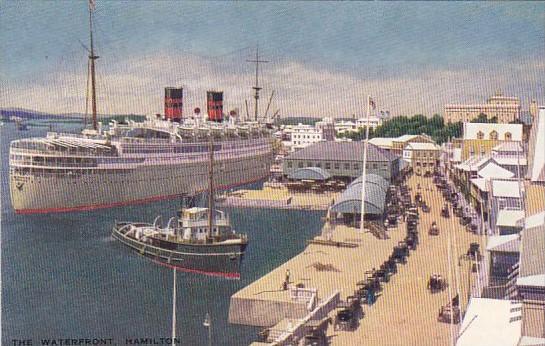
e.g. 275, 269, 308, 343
491, 180, 523, 198
471, 178, 488, 192
287, 167, 332, 181
517, 211, 545, 228
456, 298, 522, 346
496, 210, 525, 228
478, 162, 515, 179
486, 234, 521, 253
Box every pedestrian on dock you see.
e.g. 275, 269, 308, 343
282, 269, 291, 290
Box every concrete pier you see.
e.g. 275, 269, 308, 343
229, 175, 483, 346
228, 224, 405, 327
218, 186, 339, 211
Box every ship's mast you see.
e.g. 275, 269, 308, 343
208, 134, 215, 238
88, 3, 99, 130
247, 46, 268, 122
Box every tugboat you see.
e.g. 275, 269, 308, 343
112, 138, 248, 278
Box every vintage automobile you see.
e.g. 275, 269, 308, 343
429, 222, 439, 236
427, 274, 448, 293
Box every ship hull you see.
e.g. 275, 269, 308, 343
10, 151, 272, 214
111, 225, 247, 278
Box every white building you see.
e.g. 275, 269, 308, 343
334, 116, 383, 134
334, 120, 358, 134
527, 107, 545, 183
355, 116, 382, 129
462, 123, 523, 141
289, 123, 325, 151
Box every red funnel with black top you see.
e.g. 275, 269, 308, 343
207, 91, 223, 122
165, 87, 183, 121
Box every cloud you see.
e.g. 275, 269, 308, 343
1, 52, 543, 118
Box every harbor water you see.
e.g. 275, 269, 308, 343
1, 121, 325, 345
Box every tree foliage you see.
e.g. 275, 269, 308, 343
336, 114, 462, 144
470, 113, 497, 123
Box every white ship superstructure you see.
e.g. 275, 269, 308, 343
9, 117, 273, 213
9, 2, 276, 214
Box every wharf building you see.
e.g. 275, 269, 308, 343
329, 173, 390, 222
281, 141, 400, 183
444, 92, 521, 123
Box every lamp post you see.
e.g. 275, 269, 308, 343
203, 313, 212, 346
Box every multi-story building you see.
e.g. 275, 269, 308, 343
456, 122, 523, 161
282, 141, 400, 182
444, 92, 521, 123
288, 123, 325, 151
315, 117, 335, 141
402, 142, 441, 175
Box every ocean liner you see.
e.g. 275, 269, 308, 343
8, 2, 274, 214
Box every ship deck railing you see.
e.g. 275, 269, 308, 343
10, 147, 117, 157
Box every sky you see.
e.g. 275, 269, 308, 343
1, 1, 544, 118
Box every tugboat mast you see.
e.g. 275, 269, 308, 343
88, 1, 99, 131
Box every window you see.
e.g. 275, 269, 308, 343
504, 132, 512, 141
490, 131, 498, 140
325, 162, 331, 169
307, 162, 312, 167
316, 162, 322, 168
477, 131, 484, 140
353, 163, 360, 170
344, 163, 350, 169
298, 162, 304, 168
334, 163, 340, 169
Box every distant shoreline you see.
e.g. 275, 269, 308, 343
0, 108, 146, 123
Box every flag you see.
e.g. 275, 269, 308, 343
378, 110, 390, 119
369, 97, 376, 110
88, 0, 96, 11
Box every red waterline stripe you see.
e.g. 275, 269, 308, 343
151, 259, 241, 279
14, 174, 268, 215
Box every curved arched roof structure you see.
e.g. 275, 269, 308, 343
331, 174, 388, 215
287, 166, 332, 181
347, 174, 389, 192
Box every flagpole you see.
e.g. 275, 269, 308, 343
360, 95, 371, 232
172, 269, 177, 340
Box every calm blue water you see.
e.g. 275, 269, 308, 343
1, 122, 324, 345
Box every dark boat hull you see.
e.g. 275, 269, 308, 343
112, 225, 247, 278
